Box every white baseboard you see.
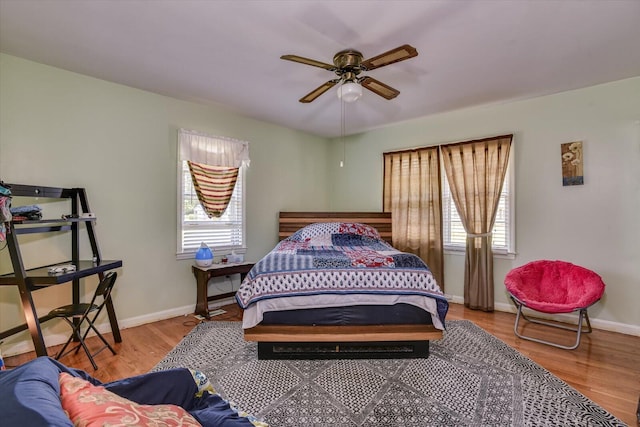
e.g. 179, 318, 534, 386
116, 297, 235, 329
447, 295, 640, 337
3, 295, 637, 358
1, 298, 237, 358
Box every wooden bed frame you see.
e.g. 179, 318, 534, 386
243, 212, 443, 359
277, 211, 394, 244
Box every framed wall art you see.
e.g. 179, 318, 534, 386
561, 141, 584, 186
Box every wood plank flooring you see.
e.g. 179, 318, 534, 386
5, 303, 640, 425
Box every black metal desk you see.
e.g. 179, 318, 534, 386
0, 259, 123, 356
0, 183, 123, 357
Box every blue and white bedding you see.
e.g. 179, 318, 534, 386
236, 222, 449, 329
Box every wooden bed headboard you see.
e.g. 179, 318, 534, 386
279, 212, 392, 243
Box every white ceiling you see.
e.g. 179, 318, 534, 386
1, 0, 639, 138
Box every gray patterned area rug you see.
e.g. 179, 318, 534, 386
152, 320, 624, 427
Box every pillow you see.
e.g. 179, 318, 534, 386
290, 222, 381, 241
59, 373, 201, 427
0, 357, 73, 427
289, 222, 341, 240
337, 222, 381, 239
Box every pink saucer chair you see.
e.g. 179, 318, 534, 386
504, 260, 605, 350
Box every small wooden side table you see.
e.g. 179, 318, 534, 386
191, 262, 254, 319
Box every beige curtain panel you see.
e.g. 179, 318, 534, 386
383, 147, 444, 291
441, 134, 512, 311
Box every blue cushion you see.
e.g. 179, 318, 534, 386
107, 369, 259, 426
104, 368, 198, 407
0, 357, 73, 427
0, 357, 261, 426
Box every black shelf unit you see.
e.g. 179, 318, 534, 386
0, 183, 123, 357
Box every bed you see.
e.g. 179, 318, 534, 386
236, 212, 448, 359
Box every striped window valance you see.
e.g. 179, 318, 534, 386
179, 129, 250, 218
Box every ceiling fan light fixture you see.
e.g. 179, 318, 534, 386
281, 44, 417, 103
337, 81, 362, 103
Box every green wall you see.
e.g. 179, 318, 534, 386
1, 53, 638, 356
328, 76, 640, 333
0, 54, 330, 354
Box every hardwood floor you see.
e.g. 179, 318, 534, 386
5, 303, 640, 425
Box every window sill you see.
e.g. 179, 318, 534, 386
444, 247, 516, 260
176, 247, 246, 261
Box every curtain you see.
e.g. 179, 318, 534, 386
383, 147, 444, 291
179, 129, 250, 218
187, 162, 239, 218
441, 135, 512, 311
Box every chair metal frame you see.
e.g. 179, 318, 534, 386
50, 271, 118, 369
509, 294, 594, 350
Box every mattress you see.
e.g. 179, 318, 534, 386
260, 303, 434, 326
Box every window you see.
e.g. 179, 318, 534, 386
442, 162, 514, 254
177, 161, 245, 258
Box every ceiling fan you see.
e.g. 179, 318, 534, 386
281, 44, 418, 103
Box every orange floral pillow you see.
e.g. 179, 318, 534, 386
58, 372, 201, 426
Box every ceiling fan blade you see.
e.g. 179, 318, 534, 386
281, 54, 336, 70
299, 80, 339, 103
360, 76, 400, 100
361, 44, 418, 71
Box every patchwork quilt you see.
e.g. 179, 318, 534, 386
235, 223, 448, 327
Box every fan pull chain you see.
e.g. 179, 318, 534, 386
340, 98, 346, 168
